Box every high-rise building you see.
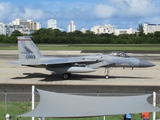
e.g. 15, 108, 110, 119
47, 19, 57, 29
67, 21, 76, 32
143, 22, 160, 34
0, 22, 5, 35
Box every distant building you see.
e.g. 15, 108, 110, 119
12, 18, 22, 25
0, 22, 5, 35
0, 18, 42, 35
3, 24, 31, 36
67, 21, 76, 32
81, 28, 87, 33
143, 22, 160, 34
0, 18, 41, 35
57, 27, 65, 32
114, 28, 137, 35
47, 19, 57, 29
12, 19, 41, 30
91, 24, 116, 34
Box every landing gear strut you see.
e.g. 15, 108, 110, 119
105, 67, 112, 79
62, 73, 71, 80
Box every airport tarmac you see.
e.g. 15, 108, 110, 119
0, 50, 160, 102
0, 50, 160, 86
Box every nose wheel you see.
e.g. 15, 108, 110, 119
105, 67, 112, 79
62, 73, 71, 80
105, 75, 109, 79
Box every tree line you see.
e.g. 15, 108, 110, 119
0, 25, 160, 44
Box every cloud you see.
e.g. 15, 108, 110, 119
0, 1, 94, 28
130, 0, 159, 16
0, 2, 14, 22
0, 2, 46, 23
92, 0, 160, 19
90, 0, 160, 28
110, 0, 160, 18
93, 4, 116, 18
0, 0, 160, 30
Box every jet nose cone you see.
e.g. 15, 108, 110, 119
139, 60, 155, 67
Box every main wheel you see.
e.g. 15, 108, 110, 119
62, 73, 71, 80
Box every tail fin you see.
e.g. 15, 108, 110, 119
17, 36, 44, 62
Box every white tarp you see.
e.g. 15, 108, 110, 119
19, 89, 160, 118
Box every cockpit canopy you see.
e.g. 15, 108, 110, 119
105, 51, 130, 58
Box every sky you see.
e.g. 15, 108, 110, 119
0, 0, 160, 31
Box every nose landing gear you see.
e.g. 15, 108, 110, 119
105, 67, 112, 79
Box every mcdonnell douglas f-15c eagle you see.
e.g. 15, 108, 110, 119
11, 36, 155, 80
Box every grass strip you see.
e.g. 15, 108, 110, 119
0, 44, 160, 50
1, 102, 160, 120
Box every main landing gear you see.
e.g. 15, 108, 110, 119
62, 73, 71, 80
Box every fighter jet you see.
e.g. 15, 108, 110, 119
11, 36, 155, 79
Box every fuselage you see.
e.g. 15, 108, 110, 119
24, 52, 155, 73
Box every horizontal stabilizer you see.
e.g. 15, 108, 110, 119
9, 61, 21, 64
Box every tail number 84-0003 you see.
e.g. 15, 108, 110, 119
26, 55, 36, 59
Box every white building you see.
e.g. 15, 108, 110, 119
81, 28, 87, 33
114, 28, 137, 35
12, 19, 41, 30
0, 19, 41, 36
12, 18, 22, 25
143, 22, 160, 34
35, 22, 41, 30
91, 24, 116, 34
3, 24, 30, 35
0, 22, 5, 35
67, 21, 76, 32
47, 19, 57, 29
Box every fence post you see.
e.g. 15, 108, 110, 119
32, 85, 35, 120
153, 91, 156, 120
5, 90, 7, 115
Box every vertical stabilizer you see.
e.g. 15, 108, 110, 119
17, 36, 43, 62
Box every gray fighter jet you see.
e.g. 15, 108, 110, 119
12, 36, 155, 79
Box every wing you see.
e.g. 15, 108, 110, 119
21, 57, 100, 66
16, 56, 115, 69
42, 58, 98, 65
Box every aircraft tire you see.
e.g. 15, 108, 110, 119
105, 75, 109, 79
62, 73, 70, 80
